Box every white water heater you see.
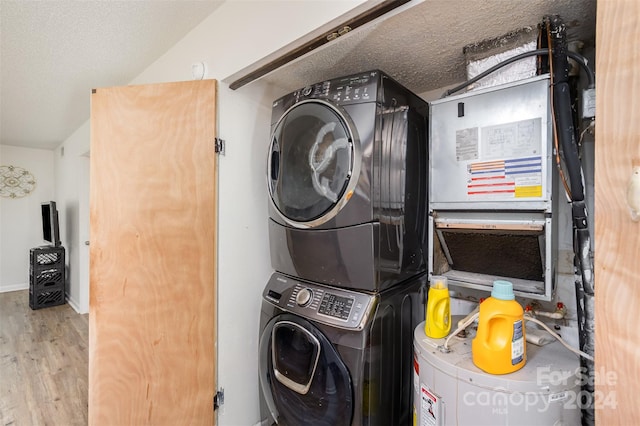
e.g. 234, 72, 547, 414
412, 321, 581, 425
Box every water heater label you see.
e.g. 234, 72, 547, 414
420, 384, 442, 426
511, 320, 524, 365
413, 354, 419, 396
549, 391, 569, 403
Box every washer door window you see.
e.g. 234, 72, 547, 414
259, 314, 353, 426
269, 100, 358, 227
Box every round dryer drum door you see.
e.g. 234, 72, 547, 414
259, 314, 353, 426
268, 100, 360, 228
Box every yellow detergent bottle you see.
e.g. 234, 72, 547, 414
424, 276, 451, 338
472, 280, 526, 374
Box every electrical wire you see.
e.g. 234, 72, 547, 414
578, 121, 594, 148
525, 315, 594, 361
441, 311, 593, 362
442, 312, 479, 351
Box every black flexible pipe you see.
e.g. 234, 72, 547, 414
546, 14, 595, 426
567, 50, 595, 88
442, 49, 547, 97
548, 17, 585, 203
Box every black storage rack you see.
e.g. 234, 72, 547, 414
29, 246, 66, 310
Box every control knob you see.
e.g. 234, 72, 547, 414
296, 288, 313, 307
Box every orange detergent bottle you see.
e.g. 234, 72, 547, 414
472, 280, 526, 374
424, 276, 451, 338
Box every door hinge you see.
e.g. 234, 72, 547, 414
214, 138, 226, 155
214, 388, 224, 411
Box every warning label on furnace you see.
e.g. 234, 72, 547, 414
480, 118, 542, 160
467, 156, 543, 199
458, 117, 545, 200
455, 127, 479, 161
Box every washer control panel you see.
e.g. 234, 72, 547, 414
318, 293, 353, 320
295, 288, 313, 307
263, 272, 376, 330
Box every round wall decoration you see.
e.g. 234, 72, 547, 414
0, 165, 37, 198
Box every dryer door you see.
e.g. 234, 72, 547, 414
268, 100, 360, 228
259, 313, 353, 426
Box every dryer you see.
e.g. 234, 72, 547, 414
258, 271, 424, 426
268, 70, 429, 292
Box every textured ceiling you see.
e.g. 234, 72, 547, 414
257, 0, 597, 100
1, 0, 596, 151
0, 0, 223, 150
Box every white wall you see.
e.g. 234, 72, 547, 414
0, 145, 55, 292
54, 1, 367, 425
54, 122, 90, 312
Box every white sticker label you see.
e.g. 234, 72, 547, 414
413, 354, 419, 396
420, 384, 441, 426
480, 118, 541, 160
549, 391, 569, 403
515, 175, 542, 187
511, 320, 524, 365
455, 127, 479, 161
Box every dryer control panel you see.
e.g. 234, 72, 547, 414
263, 272, 376, 331
271, 70, 381, 122
295, 70, 378, 106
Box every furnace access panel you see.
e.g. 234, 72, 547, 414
429, 75, 553, 212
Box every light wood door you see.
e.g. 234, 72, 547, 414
595, 0, 640, 423
89, 80, 217, 425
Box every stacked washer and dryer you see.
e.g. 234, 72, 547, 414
258, 70, 430, 426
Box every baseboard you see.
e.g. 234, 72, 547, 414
0, 282, 29, 293
65, 294, 84, 314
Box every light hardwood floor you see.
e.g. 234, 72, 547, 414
0, 290, 88, 425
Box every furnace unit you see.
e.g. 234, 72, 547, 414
428, 75, 557, 300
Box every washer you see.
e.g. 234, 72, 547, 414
258, 271, 425, 426
267, 70, 429, 292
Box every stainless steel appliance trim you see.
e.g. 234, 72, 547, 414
263, 273, 377, 330
267, 98, 363, 229
271, 320, 321, 395
434, 216, 545, 231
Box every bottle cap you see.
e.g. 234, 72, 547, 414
431, 275, 448, 290
491, 280, 515, 300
